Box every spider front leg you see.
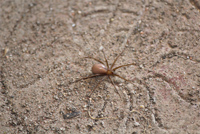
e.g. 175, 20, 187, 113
101, 50, 109, 69
84, 56, 104, 65
112, 63, 137, 71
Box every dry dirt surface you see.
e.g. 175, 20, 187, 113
0, 0, 200, 134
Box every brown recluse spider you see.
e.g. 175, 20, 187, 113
74, 42, 136, 98
71, 22, 141, 119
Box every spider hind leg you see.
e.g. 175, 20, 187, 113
108, 76, 122, 99
72, 74, 103, 84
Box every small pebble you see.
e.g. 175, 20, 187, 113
78, 10, 82, 14
139, 105, 145, 109
72, 24, 76, 27
99, 46, 104, 51
134, 121, 140, 126
3, 48, 9, 56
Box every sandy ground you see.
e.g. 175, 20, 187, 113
0, 0, 200, 133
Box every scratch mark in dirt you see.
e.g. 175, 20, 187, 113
190, 0, 200, 11
119, 8, 138, 15
152, 50, 200, 68
4, 3, 35, 46
82, 8, 111, 17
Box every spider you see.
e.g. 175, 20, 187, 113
74, 43, 136, 98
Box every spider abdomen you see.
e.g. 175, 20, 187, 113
92, 64, 107, 74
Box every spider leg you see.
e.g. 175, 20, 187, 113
88, 76, 106, 97
108, 76, 122, 99
113, 63, 137, 71
84, 56, 105, 65
80, 35, 105, 65
110, 47, 127, 69
101, 50, 109, 69
113, 73, 131, 82
110, 23, 136, 70
72, 74, 104, 83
